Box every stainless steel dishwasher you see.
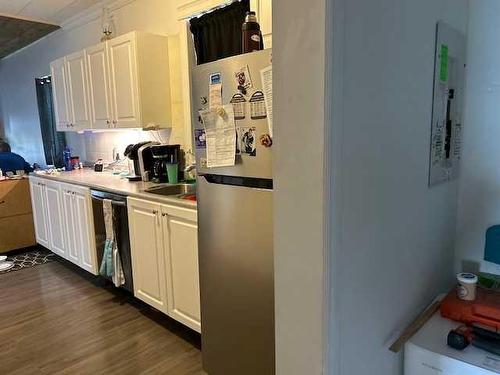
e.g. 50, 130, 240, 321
91, 190, 134, 293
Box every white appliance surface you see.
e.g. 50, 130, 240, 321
405, 312, 500, 374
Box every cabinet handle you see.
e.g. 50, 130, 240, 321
106, 120, 110, 124
152, 210, 158, 214
162, 213, 167, 217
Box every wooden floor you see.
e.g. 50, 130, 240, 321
0, 259, 203, 375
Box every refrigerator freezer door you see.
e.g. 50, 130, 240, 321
192, 49, 272, 179
198, 175, 275, 375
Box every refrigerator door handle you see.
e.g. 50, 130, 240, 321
200, 173, 273, 190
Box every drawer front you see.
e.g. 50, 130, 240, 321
0, 179, 33, 219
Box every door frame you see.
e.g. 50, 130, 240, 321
177, 0, 335, 373
273, 0, 334, 374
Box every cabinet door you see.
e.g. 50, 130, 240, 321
72, 188, 97, 274
50, 57, 71, 131
62, 188, 80, 265
108, 33, 141, 128
45, 181, 66, 258
66, 50, 91, 130
251, 0, 272, 48
162, 207, 201, 332
86, 43, 113, 129
128, 198, 168, 313
29, 179, 50, 248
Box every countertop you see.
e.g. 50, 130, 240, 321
30, 169, 197, 209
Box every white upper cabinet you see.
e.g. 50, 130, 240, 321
176, 0, 231, 19
251, 0, 272, 48
51, 31, 172, 131
50, 57, 71, 131
86, 43, 113, 129
107, 33, 141, 128
65, 50, 91, 131
176, 0, 272, 48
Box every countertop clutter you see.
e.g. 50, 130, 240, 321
32, 169, 197, 209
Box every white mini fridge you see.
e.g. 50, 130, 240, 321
405, 312, 500, 374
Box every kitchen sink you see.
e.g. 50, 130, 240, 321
144, 183, 196, 197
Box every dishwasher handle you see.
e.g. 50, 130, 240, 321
91, 195, 127, 207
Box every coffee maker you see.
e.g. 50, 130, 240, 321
150, 144, 180, 183
124, 141, 159, 181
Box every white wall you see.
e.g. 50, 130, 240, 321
0, 0, 180, 166
455, 0, 500, 276
329, 0, 468, 374
273, 0, 328, 374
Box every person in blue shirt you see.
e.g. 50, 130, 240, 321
0, 140, 33, 174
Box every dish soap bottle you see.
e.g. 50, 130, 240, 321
242, 11, 263, 53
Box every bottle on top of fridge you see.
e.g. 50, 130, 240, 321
63, 146, 73, 171
242, 11, 263, 53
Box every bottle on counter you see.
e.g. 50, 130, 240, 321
242, 11, 263, 53
63, 146, 73, 171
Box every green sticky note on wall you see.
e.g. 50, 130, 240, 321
440, 44, 449, 82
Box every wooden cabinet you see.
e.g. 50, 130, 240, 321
0, 179, 36, 253
51, 31, 172, 131
86, 43, 113, 129
128, 198, 168, 313
128, 197, 200, 332
29, 177, 97, 275
50, 57, 71, 131
162, 205, 200, 332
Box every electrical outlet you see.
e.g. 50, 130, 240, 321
201, 158, 207, 168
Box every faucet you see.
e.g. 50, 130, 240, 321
184, 163, 196, 173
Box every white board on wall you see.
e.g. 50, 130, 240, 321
429, 21, 466, 187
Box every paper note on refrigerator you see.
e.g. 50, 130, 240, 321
209, 82, 223, 109
199, 105, 236, 168
260, 65, 273, 137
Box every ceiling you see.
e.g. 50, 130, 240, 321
0, 0, 103, 25
0, 0, 108, 59
0, 15, 59, 58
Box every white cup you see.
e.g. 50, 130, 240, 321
457, 273, 478, 301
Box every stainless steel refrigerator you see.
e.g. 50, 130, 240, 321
192, 49, 274, 375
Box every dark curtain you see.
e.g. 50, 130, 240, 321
35, 77, 66, 167
190, 0, 250, 65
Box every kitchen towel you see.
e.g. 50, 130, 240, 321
99, 199, 125, 287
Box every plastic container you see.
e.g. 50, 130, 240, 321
457, 273, 478, 301
166, 163, 178, 184
63, 146, 73, 171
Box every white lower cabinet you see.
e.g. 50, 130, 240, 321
162, 205, 201, 332
128, 197, 201, 332
128, 198, 169, 313
45, 180, 67, 258
30, 177, 50, 248
60, 183, 98, 274
29, 177, 98, 274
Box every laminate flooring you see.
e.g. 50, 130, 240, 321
0, 259, 203, 375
